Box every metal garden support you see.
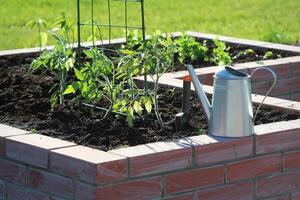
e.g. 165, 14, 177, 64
76, 0, 146, 59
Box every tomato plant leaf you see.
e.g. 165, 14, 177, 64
40, 32, 48, 47
133, 101, 143, 115
74, 68, 84, 81
64, 85, 75, 95
144, 98, 152, 113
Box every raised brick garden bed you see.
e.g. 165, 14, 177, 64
1, 32, 300, 200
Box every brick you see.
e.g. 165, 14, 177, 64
255, 120, 300, 154
252, 94, 287, 107
0, 159, 26, 183
165, 166, 224, 194
50, 145, 127, 184
0, 140, 3, 157
272, 77, 300, 95
249, 64, 291, 82
291, 92, 300, 101
279, 56, 300, 64
7, 183, 49, 200
28, 168, 73, 199
291, 62, 300, 77
275, 94, 291, 100
191, 135, 253, 166
278, 101, 300, 112
252, 80, 272, 95
271, 195, 291, 200
227, 154, 281, 182
198, 73, 214, 86
110, 141, 192, 176
165, 193, 195, 200
198, 182, 253, 200
292, 192, 300, 200
5, 134, 74, 168
74, 181, 96, 200
0, 124, 27, 156
0, 180, 5, 199
50, 197, 68, 200
256, 171, 300, 199
0, 124, 28, 137
195, 65, 220, 77
284, 150, 300, 171
96, 177, 161, 200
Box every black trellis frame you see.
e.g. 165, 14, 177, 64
76, 0, 146, 57
76, 0, 149, 115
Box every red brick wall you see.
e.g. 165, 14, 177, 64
1, 120, 300, 200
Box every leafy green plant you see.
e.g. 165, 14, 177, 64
197, 128, 205, 135
175, 34, 208, 63
114, 48, 150, 126
235, 48, 254, 58
123, 30, 144, 50
30, 46, 75, 108
52, 13, 76, 49
144, 33, 177, 128
65, 48, 123, 119
26, 19, 48, 51
263, 51, 273, 59
28, 128, 38, 134
119, 32, 177, 128
212, 38, 232, 65
30, 13, 76, 108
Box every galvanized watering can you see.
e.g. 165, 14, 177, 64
187, 65, 277, 137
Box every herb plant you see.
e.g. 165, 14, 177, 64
212, 38, 232, 65
123, 30, 144, 50
175, 34, 208, 63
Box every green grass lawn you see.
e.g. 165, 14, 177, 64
0, 0, 299, 50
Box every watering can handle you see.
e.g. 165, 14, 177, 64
251, 67, 277, 122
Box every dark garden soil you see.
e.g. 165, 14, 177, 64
0, 61, 299, 151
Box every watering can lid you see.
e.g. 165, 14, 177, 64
214, 66, 250, 80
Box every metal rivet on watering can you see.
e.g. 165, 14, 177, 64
187, 65, 277, 138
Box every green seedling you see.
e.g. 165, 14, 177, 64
26, 19, 48, 51
28, 128, 38, 134
263, 51, 273, 59
197, 128, 205, 135
30, 13, 76, 108
234, 49, 255, 60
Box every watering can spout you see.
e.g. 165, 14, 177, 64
186, 65, 212, 121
